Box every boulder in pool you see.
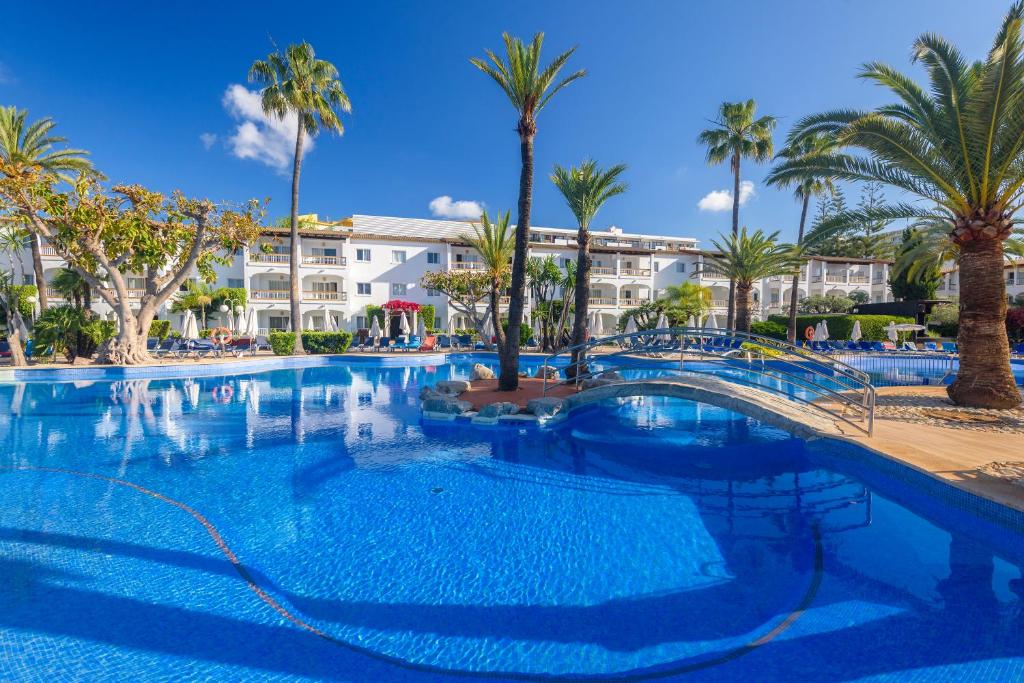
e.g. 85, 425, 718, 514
533, 365, 558, 380
478, 401, 519, 419
422, 396, 472, 415
527, 397, 566, 418
436, 380, 471, 395
470, 363, 495, 380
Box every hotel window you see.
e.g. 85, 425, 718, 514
427, 288, 439, 297
392, 250, 407, 264
676, 262, 686, 273
227, 278, 244, 289
356, 248, 371, 262
434, 316, 441, 328
22, 274, 35, 285
268, 315, 289, 330
427, 252, 440, 264
357, 282, 371, 296
355, 315, 367, 329
562, 257, 572, 268
653, 262, 660, 272
270, 244, 290, 254
391, 283, 407, 296
268, 280, 289, 291
310, 246, 337, 257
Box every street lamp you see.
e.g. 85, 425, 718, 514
219, 296, 245, 332
25, 293, 38, 325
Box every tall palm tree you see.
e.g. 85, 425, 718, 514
471, 32, 586, 390
0, 107, 93, 310
765, 132, 837, 342
249, 42, 351, 354
661, 282, 712, 324
702, 228, 799, 332
768, 3, 1024, 408
462, 211, 515, 350
697, 100, 776, 331
51, 267, 92, 310
551, 159, 627, 362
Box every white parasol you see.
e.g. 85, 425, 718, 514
850, 320, 862, 342
399, 312, 410, 336
181, 310, 199, 339
623, 316, 638, 335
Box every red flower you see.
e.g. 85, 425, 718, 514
382, 299, 421, 312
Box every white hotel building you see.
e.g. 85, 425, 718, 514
8, 214, 896, 334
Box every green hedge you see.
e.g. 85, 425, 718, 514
269, 330, 352, 355
767, 313, 915, 341
268, 331, 296, 355
301, 331, 353, 354
501, 321, 532, 346
365, 304, 385, 327
419, 304, 436, 332
11, 284, 37, 319
149, 320, 171, 340
750, 320, 788, 340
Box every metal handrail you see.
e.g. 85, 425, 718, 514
540, 327, 876, 436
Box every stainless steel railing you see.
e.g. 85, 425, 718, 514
540, 327, 877, 436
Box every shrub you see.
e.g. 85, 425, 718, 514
11, 284, 37, 319
740, 342, 785, 358
31, 305, 115, 361
750, 320, 788, 340
501, 321, 532, 346
149, 320, 171, 340
767, 313, 915, 341
268, 331, 296, 355
798, 294, 854, 314
928, 302, 959, 338
198, 328, 213, 339
419, 304, 436, 332
301, 331, 353, 354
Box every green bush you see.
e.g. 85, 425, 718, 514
11, 284, 37, 319
419, 304, 436, 332
501, 321, 532, 346
149, 320, 171, 340
927, 302, 959, 338
268, 331, 296, 355
213, 287, 247, 310
31, 305, 115, 361
199, 328, 213, 339
750, 320, 788, 340
767, 313, 915, 341
365, 304, 385, 328
301, 331, 353, 354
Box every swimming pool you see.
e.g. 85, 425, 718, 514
0, 357, 1022, 681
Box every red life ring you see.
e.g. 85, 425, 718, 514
211, 385, 234, 402
804, 326, 816, 340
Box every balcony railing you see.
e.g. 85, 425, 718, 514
589, 297, 616, 306
126, 289, 145, 299
451, 262, 484, 270
499, 295, 511, 305
619, 268, 651, 277
45, 287, 65, 299
618, 298, 647, 307
251, 289, 290, 300
302, 255, 347, 267
249, 252, 290, 264
40, 245, 59, 257
591, 267, 615, 276
849, 275, 870, 284
303, 290, 348, 302
710, 300, 729, 309
825, 274, 847, 284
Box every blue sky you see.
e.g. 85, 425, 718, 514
2, 0, 1014, 243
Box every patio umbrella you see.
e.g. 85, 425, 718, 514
655, 312, 670, 341
704, 313, 718, 330
410, 310, 417, 335
850, 320, 862, 342
532, 315, 543, 341
324, 306, 338, 332
591, 313, 604, 337
369, 316, 382, 340
243, 308, 259, 337
448, 317, 457, 335
624, 316, 638, 335
181, 310, 199, 339
482, 315, 494, 345
14, 311, 30, 340
687, 315, 698, 329
225, 309, 236, 334
817, 320, 830, 341
886, 321, 899, 343
399, 312, 410, 335
417, 315, 426, 338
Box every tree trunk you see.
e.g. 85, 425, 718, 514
500, 130, 535, 391
726, 153, 740, 331
7, 311, 27, 367
489, 284, 505, 351
289, 118, 306, 354
571, 225, 590, 364
98, 301, 157, 365
31, 235, 47, 310
947, 236, 1020, 408
83, 284, 91, 312
735, 281, 753, 333
787, 194, 811, 343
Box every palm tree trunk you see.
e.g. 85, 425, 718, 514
571, 224, 590, 364
490, 285, 505, 351
500, 131, 534, 391
726, 154, 740, 331
83, 284, 91, 312
31, 236, 47, 310
787, 194, 811, 343
289, 118, 306, 354
7, 311, 27, 367
735, 281, 753, 333
947, 237, 1020, 408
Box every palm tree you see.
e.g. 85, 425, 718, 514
471, 32, 586, 390
661, 282, 712, 324
51, 267, 92, 310
462, 211, 515, 350
551, 159, 627, 361
697, 100, 776, 331
765, 132, 837, 342
702, 229, 799, 333
0, 107, 93, 310
768, 3, 1024, 408
249, 42, 351, 354
171, 281, 215, 329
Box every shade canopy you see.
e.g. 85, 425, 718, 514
850, 320, 862, 342
655, 312, 670, 341
181, 310, 199, 339
369, 316, 382, 339
399, 312, 411, 335
623, 316, 638, 335
591, 313, 604, 337
704, 313, 718, 331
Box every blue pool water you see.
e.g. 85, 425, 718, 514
0, 357, 1022, 681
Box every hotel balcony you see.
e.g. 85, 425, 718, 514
710, 299, 729, 309
825, 274, 847, 284
618, 298, 647, 307
40, 245, 61, 258
302, 255, 346, 267
303, 290, 348, 302
249, 252, 290, 265
589, 297, 616, 307
849, 275, 870, 284
591, 266, 616, 276
451, 262, 484, 271
251, 290, 290, 301
619, 268, 652, 277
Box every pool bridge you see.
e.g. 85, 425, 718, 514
541, 327, 877, 437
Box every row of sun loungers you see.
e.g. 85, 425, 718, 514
148, 336, 270, 360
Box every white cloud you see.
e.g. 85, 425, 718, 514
199, 132, 218, 150
221, 84, 313, 172
429, 195, 485, 220
697, 180, 756, 212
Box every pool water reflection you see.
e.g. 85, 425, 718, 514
0, 360, 1022, 681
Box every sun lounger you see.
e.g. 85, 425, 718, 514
923, 341, 939, 352
419, 335, 437, 351
941, 342, 958, 353
437, 335, 452, 350
899, 341, 918, 351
